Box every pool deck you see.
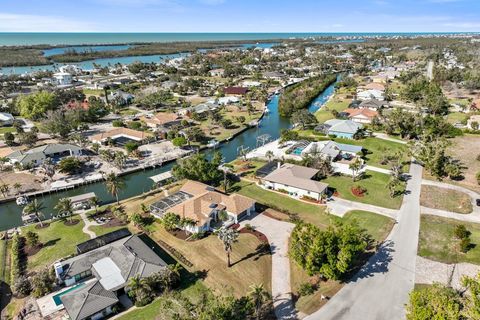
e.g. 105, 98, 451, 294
37, 278, 96, 318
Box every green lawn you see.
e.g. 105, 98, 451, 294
116, 280, 208, 320
418, 215, 480, 264
0, 126, 15, 138
315, 99, 350, 123
446, 112, 469, 125
323, 170, 404, 209
23, 219, 90, 271
420, 185, 473, 214
0, 239, 7, 282
235, 181, 395, 240
333, 137, 409, 169
88, 224, 127, 237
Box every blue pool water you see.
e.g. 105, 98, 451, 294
293, 147, 304, 155
52, 282, 86, 306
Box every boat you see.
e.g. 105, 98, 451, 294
16, 196, 29, 206
207, 140, 219, 148
264, 107, 270, 114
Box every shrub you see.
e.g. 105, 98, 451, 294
476, 172, 480, 185
245, 223, 255, 231
298, 282, 316, 296
460, 237, 471, 253
10, 234, 25, 283
112, 120, 124, 127
25, 231, 39, 247
31, 268, 55, 298
454, 225, 469, 240
13, 276, 32, 297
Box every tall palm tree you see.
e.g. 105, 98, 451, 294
0, 183, 10, 198
265, 150, 274, 163
104, 172, 125, 204
217, 228, 239, 268
54, 197, 74, 222
24, 199, 45, 227
13, 183, 22, 195
248, 283, 271, 320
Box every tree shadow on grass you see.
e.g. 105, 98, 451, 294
230, 242, 271, 267
42, 238, 61, 248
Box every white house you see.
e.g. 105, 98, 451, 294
260, 163, 329, 202
357, 89, 384, 101
53, 72, 73, 86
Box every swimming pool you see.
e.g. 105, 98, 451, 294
52, 282, 86, 306
292, 147, 304, 155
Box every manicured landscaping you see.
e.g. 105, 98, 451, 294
0, 239, 7, 282
420, 185, 473, 214
23, 219, 90, 271
323, 170, 404, 209
149, 224, 272, 297
88, 224, 128, 237
343, 210, 395, 243
418, 215, 480, 264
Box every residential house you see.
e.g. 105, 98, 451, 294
363, 82, 385, 91
108, 90, 134, 106
263, 71, 286, 81
6, 143, 83, 167
150, 180, 256, 233
53, 72, 73, 86
179, 102, 219, 117
223, 86, 248, 96
342, 108, 378, 124
320, 119, 363, 139
142, 112, 183, 130
0, 112, 14, 126
357, 89, 384, 101
357, 98, 387, 110
53, 233, 167, 320
208, 68, 225, 77
300, 140, 363, 160
89, 127, 150, 145
260, 163, 329, 201
467, 115, 480, 130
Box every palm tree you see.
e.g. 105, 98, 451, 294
114, 151, 127, 169
265, 150, 274, 163
54, 198, 74, 222
104, 172, 125, 204
387, 175, 401, 198
0, 183, 10, 198
13, 183, 22, 195
112, 205, 128, 222
24, 199, 45, 227
349, 158, 363, 182
217, 228, 239, 268
248, 283, 271, 320
89, 196, 100, 214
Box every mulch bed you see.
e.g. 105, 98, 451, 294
262, 210, 289, 222
167, 229, 191, 241
239, 227, 269, 243
101, 218, 127, 228
24, 244, 42, 256
34, 223, 50, 229
63, 219, 80, 226
351, 187, 366, 197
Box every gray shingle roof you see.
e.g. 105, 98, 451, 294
263, 163, 328, 194
61, 280, 118, 320
324, 119, 363, 134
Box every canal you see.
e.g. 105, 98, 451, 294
0, 80, 337, 231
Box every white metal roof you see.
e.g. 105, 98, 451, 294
92, 257, 125, 291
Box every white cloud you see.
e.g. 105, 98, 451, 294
443, 22, 480, 29
0, 13, 98, 32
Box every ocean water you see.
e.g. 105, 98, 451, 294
0, 32, 473, 46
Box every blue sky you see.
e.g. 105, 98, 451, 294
0, 0, 479, 32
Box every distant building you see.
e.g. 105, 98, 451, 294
89, 127, 150, 146
53, 72, 73, 86
223, 86, 248, 96
208, 68, 225, 77
107, 90, 134, 106
142, 112, 183, 130
357, 89, 384, 101
357, 98, 388, 110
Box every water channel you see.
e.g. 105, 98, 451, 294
0, 78, 338, 231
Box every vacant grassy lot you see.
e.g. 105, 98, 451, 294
443, 135, 480, 193
420, 185, 473, 214
23, 219, 89, 271
418, 215, 480, 264
323, 170, 404, 209
315, 98, 350, 123
149, 225, 271, 297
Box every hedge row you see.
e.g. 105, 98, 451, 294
10, 234, 26, 284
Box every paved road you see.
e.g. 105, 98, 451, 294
240, 212, 297, 320
307, 162, 423, 320
372, 132, 408, 145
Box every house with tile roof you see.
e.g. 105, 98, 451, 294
150, 180, 256, 233
141, 112, 183, 130
343, 108, 379, 124
89, 127, 152, 145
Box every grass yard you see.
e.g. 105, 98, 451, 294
229, 159, 267, 179
333, 137, 409, 169
420, 185, 473, 214
23, 219, 90, 271
418, 215, 480, 264
88, 224, 128, 237
149, 225, 272, 297
343, 210, 395, 243
446, 112, 469, 125
315, 98, 350, 123
323, 170, 404, 209
0, 239, 7, 282
116, 280, 209, 320
0, 126, 15, 139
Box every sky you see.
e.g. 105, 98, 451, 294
0, 0, 479, 32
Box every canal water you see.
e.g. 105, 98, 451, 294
0, 79, 337, 231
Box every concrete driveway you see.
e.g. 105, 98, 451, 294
306, 162, 423, 320
240, 212, 297, 320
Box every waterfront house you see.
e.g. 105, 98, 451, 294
6, 143, 83, 167
321, 119, 363, 139
0, 112, 14, 126
362, 82, 386, 91
89, 127, 151, 146
342, 108, 378, 124
357, 89, 384, 101
150, 180, 255, 233
51, 232, 167, 320
260, 163, 329, 201
357, 98, 388, 110
53, 72, 73, 86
